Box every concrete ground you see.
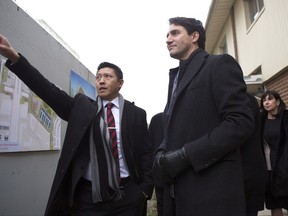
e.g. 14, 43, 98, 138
258, 208, 288, 216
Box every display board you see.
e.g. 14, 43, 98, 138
0, 58, 61, 152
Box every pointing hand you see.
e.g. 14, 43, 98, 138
0, 34, 20, 64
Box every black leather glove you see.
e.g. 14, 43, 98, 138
152, 150, 166, 179
160, 147, 189, 178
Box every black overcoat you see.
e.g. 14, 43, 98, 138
241, 93, 266, 212
160, 50, 254, 216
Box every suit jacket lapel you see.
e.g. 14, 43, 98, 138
163, 51, 208, 149
121, 101, 134, 149
166, 51, 208, 127
89, 101, 99, 118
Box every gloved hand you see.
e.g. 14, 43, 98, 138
160, 147, 189, 178
152, 150, 173, 182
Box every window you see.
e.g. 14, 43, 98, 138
244, 66, 264, 97
245, 0, 264, 25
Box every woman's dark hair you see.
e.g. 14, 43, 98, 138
97, 62, 123, 80
169, 17, 206, 50
260, 90, 286, 118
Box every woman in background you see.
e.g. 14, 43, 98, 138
260, 90, 288, 216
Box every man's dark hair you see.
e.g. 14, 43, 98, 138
97, 62, 123, 80
169, 17, 206, 50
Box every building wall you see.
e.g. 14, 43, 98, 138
233, 0, 288, 102
265, 69, 288, 105
212, 16, 236, 57
210, 0, 288, 80
0, 0, 95, 215
233, 0, 288, 79
209, 0, 288, 101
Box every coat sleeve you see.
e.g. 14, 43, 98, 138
185, 54, 255, 172
6, 54, 74, 120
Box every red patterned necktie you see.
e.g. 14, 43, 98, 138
106, 102, 120, 177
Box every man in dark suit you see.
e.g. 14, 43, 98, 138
242, 93, 267, 216
149, 112, 164, 216
0, 34, 153, 216
152, 17, 255, 216
151, 98, 267, 216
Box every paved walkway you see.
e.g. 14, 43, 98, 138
258, 208, 288, 216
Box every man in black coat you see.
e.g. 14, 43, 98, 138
151, 98, 267, 216
152, 17, 254, 216
242, 93, 267, 216
0, 34, 153, 216
149, 112, 164, 216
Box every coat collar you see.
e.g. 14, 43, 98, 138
174, 49, 208, 98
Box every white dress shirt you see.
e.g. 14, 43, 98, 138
103, 98, 129, 178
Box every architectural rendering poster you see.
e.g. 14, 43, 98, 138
70, 70, 96, 99
0, 58, 61, 152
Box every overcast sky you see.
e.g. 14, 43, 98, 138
14, 0, 212, 122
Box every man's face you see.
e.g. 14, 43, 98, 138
95, 67, 123, 101
166, 24, 199, 60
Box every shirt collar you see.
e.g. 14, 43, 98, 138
103, 97, 119, 109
